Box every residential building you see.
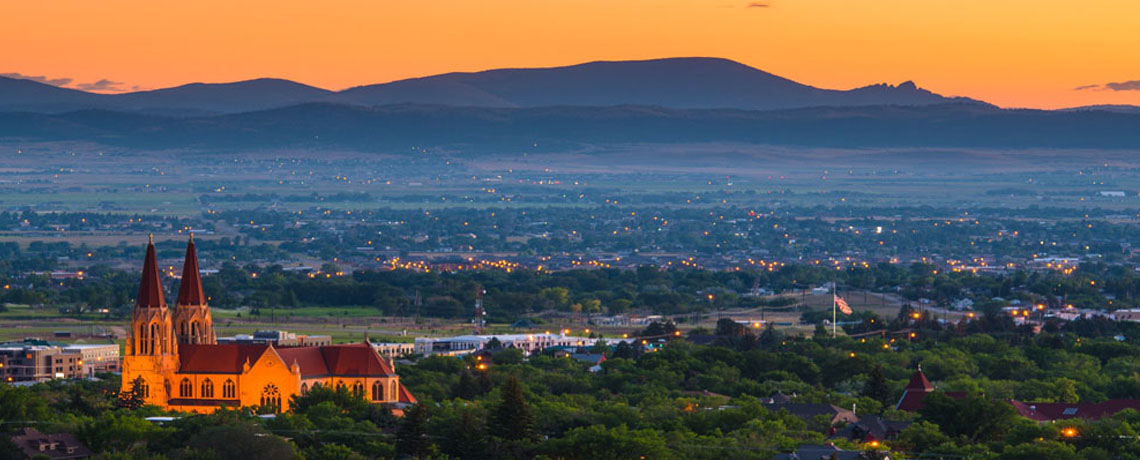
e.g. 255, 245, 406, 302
7, 427, 92, 459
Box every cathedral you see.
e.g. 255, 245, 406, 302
120, 235, 415, 413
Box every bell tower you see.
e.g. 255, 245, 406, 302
173, 234, 216, 344
122, 234, 180, 405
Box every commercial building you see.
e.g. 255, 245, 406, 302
0, 339, 119, 382
217, 330, 332, 347
413, 333, 628, 357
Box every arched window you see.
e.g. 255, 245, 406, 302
390, 381, 397, 401
139, 381, 150, 398
201, 379, 214, 398
371, 381, 383, 401
149, 323, 159, 355
163, 379, 171, 398
352, 382, 364, 398
138, 324, 148, 354
190, 321, 200, 342
312, 382, 322, 389
260, 384, 281, 412
335, 381, 346, 392
179, 378, 193, 397
300, 383, 308, 395
223, 379, 236, 399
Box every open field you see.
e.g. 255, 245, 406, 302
0, 289, 913, 346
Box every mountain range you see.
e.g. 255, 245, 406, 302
4, 103, 1139, 151
1, 58, 982, 114
4, 57, 1140, 151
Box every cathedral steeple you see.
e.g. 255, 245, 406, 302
173, 234, 216, 344
129, 234, 177, 356
136, 233, 166, 310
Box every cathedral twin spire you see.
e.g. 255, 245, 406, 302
130, 234, 215, 358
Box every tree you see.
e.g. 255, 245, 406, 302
715, 318, 746, 337
117, 375, 147, 410
640, 321, 677, 337
186, 422, 300, 460
306, 443, 367, 460
862, 364, 892, 407
919, 392, 1018, 442
893, 421, 952, 453
395, 403, 434, 459
491, 375, 535, 441
438, 408, 491, 460
538, 425, 669, 460
1000, 441, 1079, 460
454, 369, 481, 400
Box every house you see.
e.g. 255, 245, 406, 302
569, 353, 606, 372
763, 402, 858, 425
839, 414, 911, 442
1008, 399, 1140, 422
8, 427, 92, 459
896, 366, 968, 411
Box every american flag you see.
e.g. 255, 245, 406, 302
835, 295, 852, 315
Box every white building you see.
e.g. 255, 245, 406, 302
413, 333, 629, 357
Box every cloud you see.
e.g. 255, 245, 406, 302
747, 2, 770, 7
1106, 81, 1140, 91
0, 72, 73, 87
1076, 80, 1140, 92
75, 78, 127, 92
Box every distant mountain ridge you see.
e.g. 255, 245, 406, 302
0, 57, 985, 114
5, 102, 1140, 151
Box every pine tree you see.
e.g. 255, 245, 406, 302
441, 409, 490, 460
491, 375, 535, 441
117, 375, 147, 410
863, 364, 892, 407
395, 403, 434, 459
454, 369, 480, 400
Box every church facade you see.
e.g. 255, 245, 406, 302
120, 235, 415, 413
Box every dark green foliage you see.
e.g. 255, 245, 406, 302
919, 392, 1019, 442
116, 375, 147, 410
490, 375, 535, 441
395, 403, 434, 459
862, 364, 892, 407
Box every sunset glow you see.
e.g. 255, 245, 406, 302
4, 0, 1139, 109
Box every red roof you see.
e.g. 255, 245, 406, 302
896, 367, 966, 411
180, 342, 396, 378
277, 343, 395, 378
136, 237, 167, 309
276, 346, 330, 377
897, 391, 969, 412
905, 368, 934, 392
176, 236, 206, 307
1009, 399, 1140, 422
398, 382, 417, 403
179, 344, 269, 373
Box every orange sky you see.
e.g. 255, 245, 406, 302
4, 0, 1139, 109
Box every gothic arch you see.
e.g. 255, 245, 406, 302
260, 384, 281, 412
223, 379, 236, 399
201, 379, 214, 398
179, 378, 192, 398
